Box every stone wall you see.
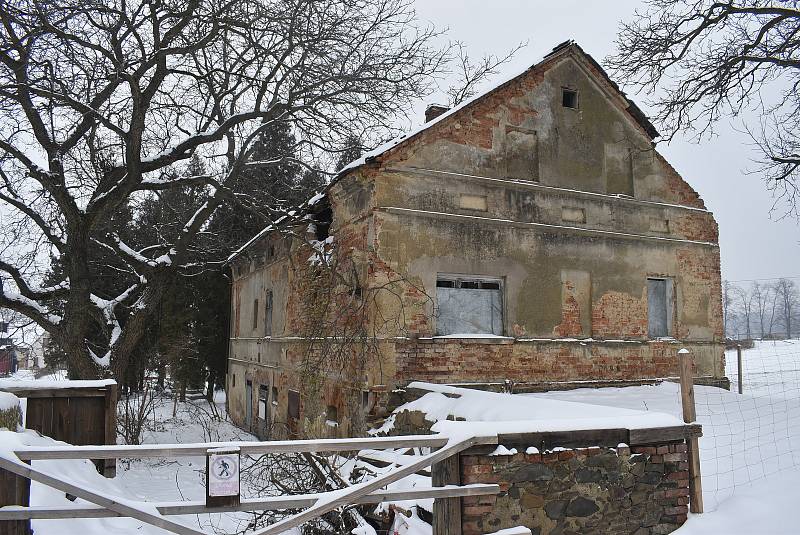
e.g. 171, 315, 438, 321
460, 443, 690, 535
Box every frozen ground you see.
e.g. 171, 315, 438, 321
526, 339, 800, 534
5, 340, 800, 534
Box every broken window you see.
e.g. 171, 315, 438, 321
435, 275, 503, 336
562, 88, 578, 109
252, 299, 259, 330
647, 278, 672, 338
265, 290, 273, 337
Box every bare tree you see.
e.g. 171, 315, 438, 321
606, 1, 800, 215
774, 278, 799, 338
0, 0, 450, 379
734, 285, 754, 339
445, 40, 527, 107
752, 281, 774, 338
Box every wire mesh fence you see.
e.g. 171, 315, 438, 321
695, 339, 800, 510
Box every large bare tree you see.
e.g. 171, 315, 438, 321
607, 1, 800, 214
0, 0, 448, 378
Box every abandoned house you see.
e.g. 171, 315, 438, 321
225, 42, 725, 439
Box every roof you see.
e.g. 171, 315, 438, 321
230, 41, 659, 263
337, 40, 659, 178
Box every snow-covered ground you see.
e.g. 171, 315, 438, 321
5, 340, 800, 534
525, 339, 800, 534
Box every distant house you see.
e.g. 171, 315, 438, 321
0, 321, 18, 376
226, 42, 725, 439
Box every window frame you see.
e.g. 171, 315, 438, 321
435, 274, 505, 336
647, 277, 674, 339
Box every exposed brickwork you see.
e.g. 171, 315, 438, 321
592, 291, 648, 339
394, 339, 724, 384
460, 442, 690, 535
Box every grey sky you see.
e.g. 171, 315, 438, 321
412, 0, 800, 284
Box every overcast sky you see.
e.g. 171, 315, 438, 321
412, 0, 800, 285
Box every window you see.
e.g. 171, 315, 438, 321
271, 386, 278, 406
288, 390, 300, 420
258, 385, 268, 420
562, 88, 578, 109
435, 275, 503, 336
647, 278, 673, 338
231, 374, 236, 388
252, 299, 259, 330
326, 405, 338, 424
265, 290, 273, 337
0, 322, 7, 333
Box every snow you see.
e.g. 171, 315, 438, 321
400, 381, 684, 433
0, 378, 116, 390
432, 334, 513, 340
0, 390, 20, 412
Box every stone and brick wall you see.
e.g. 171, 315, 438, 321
460, 442, 690, 535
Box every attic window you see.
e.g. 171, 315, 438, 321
562, 88, 578, 109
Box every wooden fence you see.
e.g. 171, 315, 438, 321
0, 433, 501, 535
0, 380, 117, 477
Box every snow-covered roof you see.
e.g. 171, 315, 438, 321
336, 40, 659, 179
0, 378, 117, 391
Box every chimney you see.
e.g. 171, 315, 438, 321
425, 103, 449, 123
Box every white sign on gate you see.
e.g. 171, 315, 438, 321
208, 447, 240, 497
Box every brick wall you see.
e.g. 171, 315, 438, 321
460, 442, 690, 535
395, 339, 724, 385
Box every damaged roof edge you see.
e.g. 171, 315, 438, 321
334, 40, 659, 181
229, 41, 659, 264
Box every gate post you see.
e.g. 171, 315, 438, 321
432, 452, 462, 535
678, 348, 704, 513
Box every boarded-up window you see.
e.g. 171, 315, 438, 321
288, 390, 300, 420
265, 290, 273, 337
647, 278, 672, 338
252, 299, 259, 330
436, 275, 503, 336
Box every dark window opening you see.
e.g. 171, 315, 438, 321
268, 244, 275, 258
265, 290, 273, 337
231, 374, 236, 388
326, 405, 338, 423
353, 286, 363, 299
313, 206, 332, 241
562, 88, 578, 109
252, 299, 259, 330
288, 390, 300, 419
271, 386, 278, 405
436, 280, 455, 288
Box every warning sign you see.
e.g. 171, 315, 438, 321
208, 449, 240, 497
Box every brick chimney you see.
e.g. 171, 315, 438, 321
425, 103, 449, 122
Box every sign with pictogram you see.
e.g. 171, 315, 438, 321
206, 447, 240, 506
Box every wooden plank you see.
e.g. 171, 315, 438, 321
0, 456, 205, 535
678, 348, 703, 514
687, 436, 703, 513
250, 434, 498, 535
0, 484, 501, 519
432, 453, 461, 535
628, 424, 702, 445
0, 461, 31, 535
14, 434, 451, 460
104, 384, 118, 477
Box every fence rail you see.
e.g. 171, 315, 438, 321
1, 432, 499, 535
